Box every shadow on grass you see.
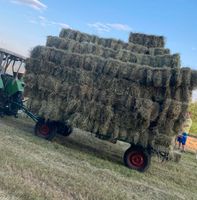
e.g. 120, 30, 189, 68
55, 134, 125, 166
1, 116, 126, 166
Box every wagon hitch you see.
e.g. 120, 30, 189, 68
10, 100, 39, 122
150, 147, 170, 162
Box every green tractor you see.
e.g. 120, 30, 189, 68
0, 48, 26, 117
0, 48, 72, 139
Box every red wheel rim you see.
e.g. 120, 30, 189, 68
128, 151, 144, 168
39, 124, 50, 135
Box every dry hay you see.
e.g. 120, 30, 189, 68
46, 36, 180, 68
172, 151, 182, 163
129, 32, 165, 48
29, 46, 189, 90
59, 28, 170, 56
25, 29, 197, 151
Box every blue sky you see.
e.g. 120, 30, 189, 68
0, 0, 197, 70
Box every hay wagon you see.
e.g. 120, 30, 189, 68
24, 29, 197, 172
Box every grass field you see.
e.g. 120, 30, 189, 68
0, 116, 197, 200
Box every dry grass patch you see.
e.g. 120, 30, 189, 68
0, 117, 197, 200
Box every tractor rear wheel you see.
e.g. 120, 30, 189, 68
124, 145, 151, 172
34, 120, 57, 140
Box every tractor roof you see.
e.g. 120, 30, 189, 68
0, 48, 26, 61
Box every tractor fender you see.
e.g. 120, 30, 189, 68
0, 78, 4, 89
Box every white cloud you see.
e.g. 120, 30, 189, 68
51, 22, 71, 29
38, 15, 47, 27
29, 16, 71, 29
107, 23, 132, 31
29, 19, 37, 24
88, 22, 132, 33
39, 16, 46, 21
11, 0, 47, 10
88, 22, 110, 32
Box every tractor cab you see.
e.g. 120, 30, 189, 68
0, 48, 26, 117
0, 48, 72, 142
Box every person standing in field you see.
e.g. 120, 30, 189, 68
177, 112, 193, 152
176, 131, 183, 149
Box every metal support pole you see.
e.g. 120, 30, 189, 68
16, 61, 23, 79
12, 60, 16, 75
0, 53, 4, 74
4, 58, 12, 73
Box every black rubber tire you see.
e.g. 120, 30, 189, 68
124, 145, 151, 172
34, 121, 57, 140
57, 122, 73, 137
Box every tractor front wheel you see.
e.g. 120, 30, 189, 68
34, 120, 57, 140
124, 145, 151, 172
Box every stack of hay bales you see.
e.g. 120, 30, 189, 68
25, 29, 197, 151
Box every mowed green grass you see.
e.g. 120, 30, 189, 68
0, 117, 197, 200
